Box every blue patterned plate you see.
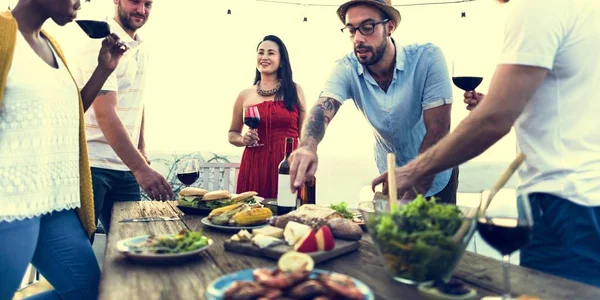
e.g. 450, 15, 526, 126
205, 268, 375, 300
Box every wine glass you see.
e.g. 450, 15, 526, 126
243, 106, 263, 147
176, 159, 199, 187
452, 60, 483, 92
477, 193, 533, 300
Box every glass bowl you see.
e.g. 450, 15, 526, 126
358, 197, 477, 285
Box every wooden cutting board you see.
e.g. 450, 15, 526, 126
224, 239, 360, 264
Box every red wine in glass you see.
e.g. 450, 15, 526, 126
477, 217, 532, 255
244, 116, 260, 129
177, 172, 199, 186
75, 20, 110, 39
477, 193, 533, 300
452, 77, 483, 91
177, 159, 199, 187
243, 106, 263, 147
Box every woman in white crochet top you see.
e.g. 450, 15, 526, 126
0, 1, 128, 299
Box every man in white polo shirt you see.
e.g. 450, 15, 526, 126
75, 0, 173, 234
373, 0, 600, 287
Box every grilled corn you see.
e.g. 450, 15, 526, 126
208, 203, 248, 225
232, 208, 273, 226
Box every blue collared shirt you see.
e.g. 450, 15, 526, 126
320, 41, 453, 196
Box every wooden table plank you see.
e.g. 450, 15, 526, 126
98, 201, 226, 300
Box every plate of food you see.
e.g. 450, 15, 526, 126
177, 189, 264, 215
116, 229, 213, 263
201, 202, 273, 231
205, 251, 374, 300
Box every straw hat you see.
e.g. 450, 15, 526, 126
337, 0, 401, 26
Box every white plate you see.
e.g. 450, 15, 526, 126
201, 217, 269, 231
116, 234, 213, 264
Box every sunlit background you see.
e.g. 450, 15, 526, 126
3, 0, 519, 207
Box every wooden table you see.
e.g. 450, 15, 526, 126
98, 201, 600, 300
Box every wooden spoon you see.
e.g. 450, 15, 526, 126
386, 153, 397, 208
479, 152, 526, 213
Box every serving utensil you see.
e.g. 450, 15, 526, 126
120, 216, 180, 223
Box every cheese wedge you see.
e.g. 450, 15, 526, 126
283, 221, 312, 246
251, 234, 285, 249
252, 226, 284, 239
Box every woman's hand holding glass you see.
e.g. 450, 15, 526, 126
242, 129, 260, 147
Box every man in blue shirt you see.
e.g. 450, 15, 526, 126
289, 0, 457, 202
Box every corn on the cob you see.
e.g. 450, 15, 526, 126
208, 202, 244, 217
232, 208, 273, 226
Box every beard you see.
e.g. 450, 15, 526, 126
117, 1, 146, 31
354, 31, 388, 66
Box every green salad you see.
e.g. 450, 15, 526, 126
367, 194, 466, 283
129, 229, 210, 254
330, 202, 354, 219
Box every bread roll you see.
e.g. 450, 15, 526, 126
203, 190, 232, 201
179, 187, 208, 197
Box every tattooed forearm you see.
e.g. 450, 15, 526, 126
97, 90, 110, 96
300, 97, 341, 148
316, 97, 341, 124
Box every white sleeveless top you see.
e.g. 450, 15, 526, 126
0, 33, 81, 222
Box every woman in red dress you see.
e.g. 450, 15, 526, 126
228, 35, 306, 198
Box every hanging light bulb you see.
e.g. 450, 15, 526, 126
227, 9, 231, 15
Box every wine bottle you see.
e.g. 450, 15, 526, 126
299, 176, 316, 207
277, 137, 296, 215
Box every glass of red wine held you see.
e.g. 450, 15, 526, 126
177, 159, 200, 187
452, 60, 483, 107
244, 106, 263, 147
477, 193, 533, 300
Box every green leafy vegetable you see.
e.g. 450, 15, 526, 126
367, 194, 466, 283
330, 202, 354, 219
129, 229, 210, 254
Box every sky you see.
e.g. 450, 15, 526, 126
2, 0, 518, 203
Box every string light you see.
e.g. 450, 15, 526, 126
227, 9, 232, 15
461, 12, 466, 18
255, 0, 479, 7
303, 17, 308, 22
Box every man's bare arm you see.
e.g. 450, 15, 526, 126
79, 69, 112, 112
300, 96, 342, 149
407, 104, 451, 197
93, 91, 148, 173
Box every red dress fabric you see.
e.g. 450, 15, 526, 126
236, 101, 299, 198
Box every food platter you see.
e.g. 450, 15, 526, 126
205, 268, 375, 300
201, 217, 270, 231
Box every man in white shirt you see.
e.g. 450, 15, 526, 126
75, 0, 173, 234
373, 0, 600, 287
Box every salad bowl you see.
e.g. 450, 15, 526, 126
359, 195, 477, 285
